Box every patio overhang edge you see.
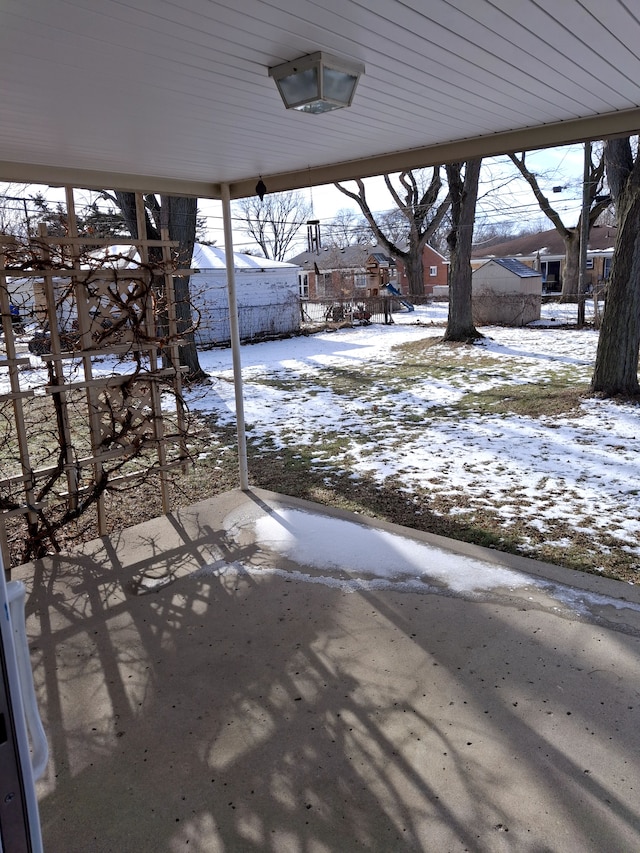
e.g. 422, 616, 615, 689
230, 108, 640, 198
0, 163, 219, 200
0, 107, 639, 200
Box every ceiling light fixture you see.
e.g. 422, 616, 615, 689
269, 51, 364, 115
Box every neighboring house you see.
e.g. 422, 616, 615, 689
395, 244, 449, 296
191, 244, 301, 345
288, 243, 448, 300
289, 244, 385, 300
472, 258, 543, 326
471, 225, 616, 294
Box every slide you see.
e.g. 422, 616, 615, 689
384, 282, 414, 311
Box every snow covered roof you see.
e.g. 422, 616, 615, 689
192, 244, 299, 272
41, 243, 299, 274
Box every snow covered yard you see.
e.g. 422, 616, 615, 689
2, 300, 638, 580
186, 302, 640, 582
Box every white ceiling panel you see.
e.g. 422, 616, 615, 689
0, 0, 639, 198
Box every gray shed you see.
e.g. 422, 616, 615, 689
472, 258, 542, 326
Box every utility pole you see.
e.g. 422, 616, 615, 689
3, 195, 32, 235
577, 140, 591, 328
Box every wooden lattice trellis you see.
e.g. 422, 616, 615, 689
0, 190, 189, 566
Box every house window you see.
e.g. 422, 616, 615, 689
541, 260, 561, 292
299, 273, 309, 298
604, 257, 612, 279
586, 258, 594, 269
316, 272, 332, 296
429, 265, 438, 277
354, 273, 368, 289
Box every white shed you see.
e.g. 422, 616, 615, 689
472, 258, 542, 327
190, 245, 301, 346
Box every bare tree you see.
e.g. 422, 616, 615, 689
444, 159, 483, 342
591, 137, 640, 396
472, 217, 542, 250
375, 207, 413, 246
0, 184, 34, 237
426, 210, 453, 256
323, 208, 372, 248
509, 149, 610, 302
594, 203, 617, 228
235, 190, 311, 261
335, 169, 450, 296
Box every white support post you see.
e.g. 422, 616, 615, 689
0, 551, 46, 852
577, 140, 591, 328
221, 184, 249, 490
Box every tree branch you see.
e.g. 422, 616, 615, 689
509, 153, 572, 238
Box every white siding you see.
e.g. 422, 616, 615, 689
192, 269, 300, 345
472, 261, 542, 327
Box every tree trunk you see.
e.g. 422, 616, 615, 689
403, 243, 425, 296
444, 159, 482, 342
165, 196, 207, 383
560, 230, 580, 303
591, 192, 640, 396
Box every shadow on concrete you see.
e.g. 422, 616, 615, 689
15, 489, 640, 852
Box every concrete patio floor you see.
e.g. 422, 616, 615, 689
13, 488, 640, 852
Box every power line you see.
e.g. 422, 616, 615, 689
0, 174, 593, 245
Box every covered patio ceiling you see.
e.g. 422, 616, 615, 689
1, 0, 640, 200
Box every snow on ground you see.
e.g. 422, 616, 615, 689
183, 301, 640, 576
194, 505, 640, 625
3, 300, 639, 586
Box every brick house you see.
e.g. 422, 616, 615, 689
288, 243, 448, 299
288, 244, 388, 300
394, 244, 448, 296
